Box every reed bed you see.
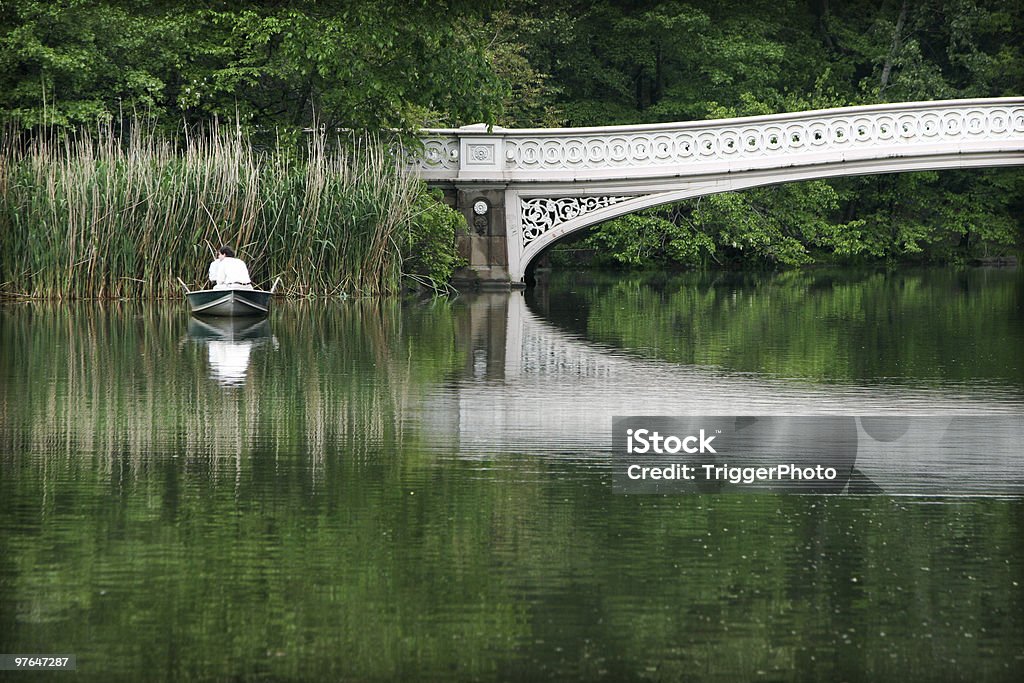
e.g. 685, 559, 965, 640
0, 123, 450, 299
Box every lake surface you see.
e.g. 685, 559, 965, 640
2, 268, 1023, 681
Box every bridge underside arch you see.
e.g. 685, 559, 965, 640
508, 151, 1023, 281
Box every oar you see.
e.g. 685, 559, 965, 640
270, 276, 282, 294
176, 277, 191, 294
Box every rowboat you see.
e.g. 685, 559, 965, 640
178, 278, 280, 317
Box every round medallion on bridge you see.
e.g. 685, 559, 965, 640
697, 132, 717, 156
943, 113, 963, 135
830, 119, 851, 144
989, 110, 1009, 133
720, 130, 740, 154
785, 124, 807, 148
653, 135, 674, 160
853, 118, 873, 142
520, 141, 541, 165
742, 129, 761, 152
473, 200, 488, 215
676, 134, 695, 157
966, 111, 986, 134
898, 114, 918, 138
609, 138, 629, 162
565, 140, 586, 164
876, 116, 895, 139
808, 123, 828, 146
631, 139, 650, 161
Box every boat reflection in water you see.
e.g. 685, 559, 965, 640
187, 317, 277, 386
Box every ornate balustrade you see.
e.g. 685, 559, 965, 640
408, 99, 1024, 284
413, 99, 1024, 183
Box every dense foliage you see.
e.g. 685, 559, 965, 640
492, 0, 1023, 268
0, 0, 503, 132
1, 0, 1021, 277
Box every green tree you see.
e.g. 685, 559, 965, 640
503, 0, 1022, 268
0, 0, 505, 131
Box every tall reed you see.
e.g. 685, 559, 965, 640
0, 123, 446, 298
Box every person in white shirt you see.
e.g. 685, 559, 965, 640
208, 246, 253, 289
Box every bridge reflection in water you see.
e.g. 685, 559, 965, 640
420, 291, 1024, 496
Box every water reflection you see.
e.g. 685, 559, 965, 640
437, 282, 1024, 495
187, 317, 277, 386
1, 271, 1023, 681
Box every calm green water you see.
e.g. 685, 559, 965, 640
2, 268, 1023, 681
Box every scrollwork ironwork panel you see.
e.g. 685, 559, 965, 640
521, 196, 632, 246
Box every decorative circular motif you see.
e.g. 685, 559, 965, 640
785, 124, 807, 148
410, 104, 1024, 179
565, 139, 586, 164
876, 116, 895, 140
696, 132, 718, 156
719, 129, 740, 154
966, 111, 986, 134
652, 135, 674, 160
808, 123, 829, 146
989, 109, 1009, 133
852, 118, 873, 142
631, 139, 650, 161
676, 134, 695, 157
519, 141, 541, 165
416, 138, 460, 169
741, 128, 762, 152
942, 113, 963, 135
920, 113, 941, 136
609, 137, 629, 162
473, 200, 488, 215
897, 114, 918, 138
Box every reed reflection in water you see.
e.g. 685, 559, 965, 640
1, 268, 1023, 681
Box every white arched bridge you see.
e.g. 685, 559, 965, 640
409, 98, 1024, 287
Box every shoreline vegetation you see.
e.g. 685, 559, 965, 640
2, 2, 1021, 299
4, 2, 1019, 301
0, 119, 1019, 302
0, 123, 465, 300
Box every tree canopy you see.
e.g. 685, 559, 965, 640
493, 0, 1023, 267
0, 0, 504, 131
2, 0, 1021, 266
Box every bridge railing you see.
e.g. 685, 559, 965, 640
411, 98, 1024, 183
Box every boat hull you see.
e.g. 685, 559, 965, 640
186, 288, 272, 317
